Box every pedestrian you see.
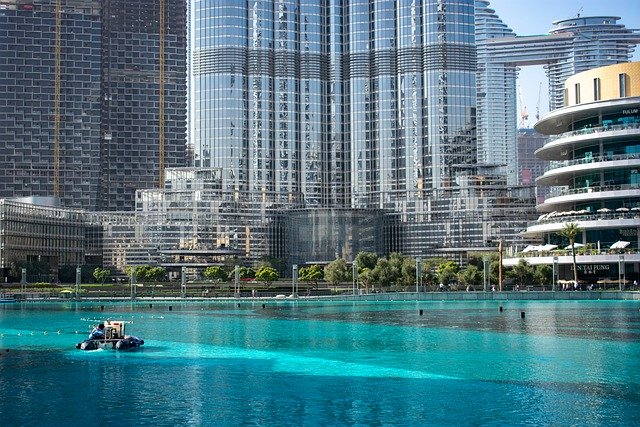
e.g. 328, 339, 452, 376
88, 323, 105, 340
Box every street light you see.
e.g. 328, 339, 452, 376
483, 257, 489, 292
181, 266, 186, 298
619, 255, 625, 291
415, 257, 422, 293
234, 265, 240, 296
21, 267, 26, 294
130, 269, 137, 300
552, 256, 558, 292
75, 266, 81, 300
292, 264, 298, 298
352, 261, 358, 296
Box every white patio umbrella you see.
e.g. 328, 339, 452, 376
522, 245, 537, 253
597, 207, 611, 213
631, 207, 640, 211
539, 244, 558, 251
616, 207, 630, 212
565, 243, 585, 249
610, 240, 630, 249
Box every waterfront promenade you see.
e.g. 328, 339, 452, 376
3, 290, 640, 302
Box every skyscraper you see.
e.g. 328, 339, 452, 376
188, 0, 498, 260
0, 0, 188, 211
0, 0, 102, 209
475, 0, 640, 185
100, 0, 187, 210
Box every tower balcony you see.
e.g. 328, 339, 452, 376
535, 122, 640, 160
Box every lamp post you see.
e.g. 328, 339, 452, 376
498, 239, 503, 292
352, 261, 358, 296
483, 256, 489, 292
292, 264, 298, 298
619, 255, 625, 291
415, 257, 422, 293
234, 265, 240, 297
75, 266, 81, 300
130, 269, 137, 300
181, 266, 186, 298
552, 256, 558, 292
21, 267, 26, 294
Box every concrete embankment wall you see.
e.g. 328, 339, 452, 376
315, 291, 640, 302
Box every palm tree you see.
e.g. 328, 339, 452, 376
558, 222, 583, 286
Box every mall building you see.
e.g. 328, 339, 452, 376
504, 62, 640, 286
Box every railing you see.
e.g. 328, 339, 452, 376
548, 122, 640, 143
532, 210, 640, 226
547, 153, 640, 172
547, 183, 640, 199
515, 247, 639, 258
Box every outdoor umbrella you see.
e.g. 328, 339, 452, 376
597, 208, 611, 213
565, 243, 584, 249
616, 207, 630, 212
610, 240, 630, 249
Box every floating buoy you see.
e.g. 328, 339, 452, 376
520, 311, 525, 319
262, 304, 266, 309
100, 306, 104, 311
499, 306, 503, 312
419, 309, 423, 316
169, 306, 172, 311
149, 304, 153, 308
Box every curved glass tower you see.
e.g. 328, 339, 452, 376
188, 0, 482, 256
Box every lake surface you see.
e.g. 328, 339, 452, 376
1, 300, 639, 426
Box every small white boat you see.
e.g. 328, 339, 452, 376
76, 320, 144, 351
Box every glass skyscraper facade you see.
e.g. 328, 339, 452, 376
0, 0, 188, 212
188, 0, 499, 261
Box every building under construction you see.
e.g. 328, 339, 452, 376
0, 0, 187, 211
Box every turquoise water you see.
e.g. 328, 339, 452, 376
1, 300, 639, 426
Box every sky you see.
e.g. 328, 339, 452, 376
486, 0, 640, 126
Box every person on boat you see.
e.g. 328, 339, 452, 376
88, 323, 105, 340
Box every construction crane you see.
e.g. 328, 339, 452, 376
158, 0, 165, 188
518, 84, 529, 128
53, 0, 62, 197
535, 82, 542, 121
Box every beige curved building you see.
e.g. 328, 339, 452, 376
563, 62, 640, 106
506, 62, 640, 290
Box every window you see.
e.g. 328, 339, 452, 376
619, 73, 628, 97
593, 78, 601, 101
575, 83, 581, 104
563, 88, 569, 106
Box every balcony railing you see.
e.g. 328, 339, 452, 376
515, 247, 639, 258
547, 183, 640, 199
548, 121, 640, 143
532, 210, 640, 226
547, 152, 640, 172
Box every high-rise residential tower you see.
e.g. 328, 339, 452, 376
0, 0, 188, 211
0, 1, 102, 209
100, 0, 187, 210
475, 0, 640, 185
